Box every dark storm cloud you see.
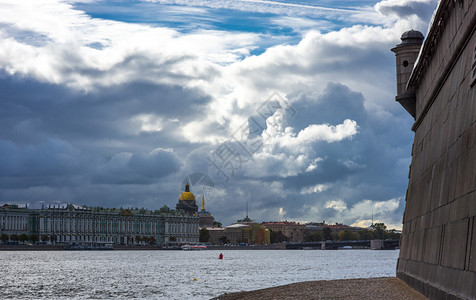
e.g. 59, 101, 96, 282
200, 82, 413, 226
0, 73, 211, 202
92, 149, 182, 185
0, 74, 211, 150
290, 82, 367, 129
0, 139, 80, 177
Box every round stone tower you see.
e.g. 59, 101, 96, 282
391, 29, 424, 119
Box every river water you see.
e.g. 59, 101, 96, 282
0, 249, 399, 299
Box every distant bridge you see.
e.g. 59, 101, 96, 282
285, 239, 399, 250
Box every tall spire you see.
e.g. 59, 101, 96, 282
246, 199, 248, 219
202, 189, 205, 211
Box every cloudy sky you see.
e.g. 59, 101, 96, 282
0, 0, 438, 228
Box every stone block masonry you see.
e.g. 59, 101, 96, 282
393, 0, 476, 299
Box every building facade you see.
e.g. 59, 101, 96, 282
197, 192, 214, 228
262, 221, 305, 242
204, 222, 271, 245
0, 203, 199, 246
392, 0, 476, 298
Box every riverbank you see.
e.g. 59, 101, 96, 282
0, 244, 288, 251
0, 245, 161, 251
211, 277, 427, 300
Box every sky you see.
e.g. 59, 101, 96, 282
0, 0, 439, 229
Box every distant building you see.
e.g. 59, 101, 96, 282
262, 221, 305, 242
176, 183, 198, 215
0, 184, 200, 246
197, 192, 214, 228
224, 224, 247, 244
204, 213, 271, 245
206, 227, 225, 244
235, 221, 270, 245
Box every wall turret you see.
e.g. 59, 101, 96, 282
391, 29, 424, 119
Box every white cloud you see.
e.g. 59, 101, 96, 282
263, 118, 359, 149
294, 198, 403, 229
0, 1, 259, 90
325, 199, 347, 212
0, 0, 431, 228
145, 0, 373, 19
300, 184, 329, 195
132, 114, 164, 133
305, 158, 322, 172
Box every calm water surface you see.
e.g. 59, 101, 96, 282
0, 249, 399, 299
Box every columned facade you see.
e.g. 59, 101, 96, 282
0, 203, 199, 246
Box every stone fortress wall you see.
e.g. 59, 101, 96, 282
393, 0, 476, 299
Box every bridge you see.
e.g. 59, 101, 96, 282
285, 239, 399, 250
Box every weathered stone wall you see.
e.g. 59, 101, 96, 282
396, 0, 476, 299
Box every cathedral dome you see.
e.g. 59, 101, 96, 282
179, 192, 195, 201
179, 184, 195, 201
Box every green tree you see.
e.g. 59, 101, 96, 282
135, 236, 143, 244
169, 236, 177, 242
159, 205, 171, 214
199, 228, 210, 243
213, 221, 222, 228
270, 230, 289, 243
323, 226, 333, 240
357, 229, 375, 240
50, 235, 57, 243
218, 236, 230, 244
374, 223, 387, 239
29, 234, 39, 243
19, 233, 29, 243
10, 234, 19, 243
40, 235, 49, 242
305, 232, 323, 242
1, 234, 9, 243
148, 236, 156, 245
385, 230, 401, 240
338, 230, 357, 241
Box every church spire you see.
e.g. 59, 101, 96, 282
246, 199, 248, 219
202, 189, 205, 211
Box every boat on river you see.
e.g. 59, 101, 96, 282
181, 245, 207, 251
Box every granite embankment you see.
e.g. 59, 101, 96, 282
212, 277, 428, 300
0, 244, 287, 251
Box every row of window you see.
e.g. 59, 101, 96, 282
41, 217, 162, 234
0, 215, 28, 231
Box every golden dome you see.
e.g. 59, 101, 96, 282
179, 183, 195, 201
179, 192, 195, 201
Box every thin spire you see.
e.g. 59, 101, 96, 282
246, 199, 248, 219
202, 188, 205, 211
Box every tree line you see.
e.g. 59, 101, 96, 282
305, 223, 400, 242
1, 233, 39, 244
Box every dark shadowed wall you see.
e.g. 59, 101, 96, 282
395, 0, 476, 299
